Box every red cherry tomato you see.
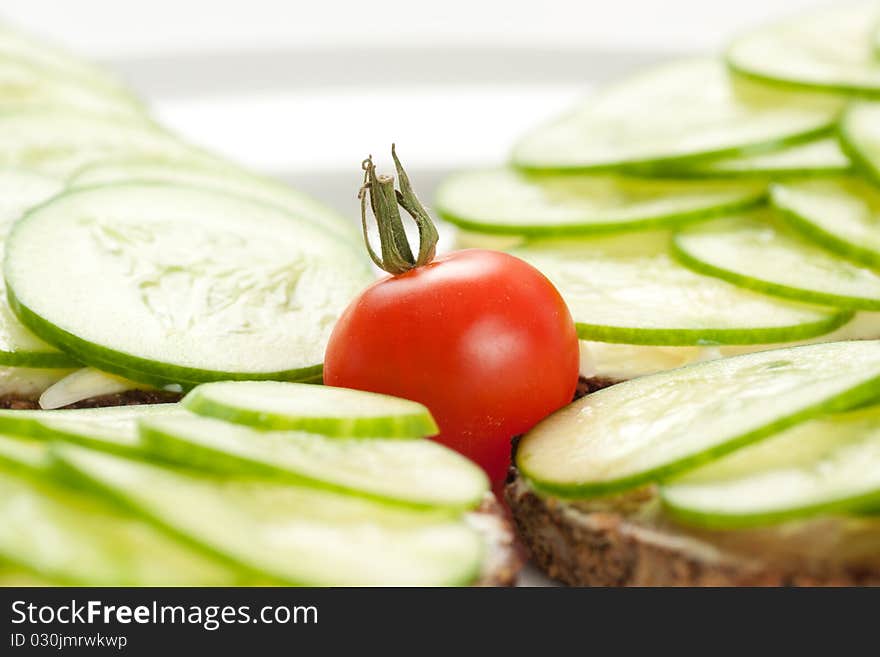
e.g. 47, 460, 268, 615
324, 248, 579, 484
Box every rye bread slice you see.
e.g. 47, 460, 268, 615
509, 375, 880, 586
505, 470, 880, 586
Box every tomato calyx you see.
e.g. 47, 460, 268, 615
359, 145, 439, 275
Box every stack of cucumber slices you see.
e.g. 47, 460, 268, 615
517, 341, 880, 530
436, 2, 880, 385
0, 382, 497, 585
0, 24, 368, 408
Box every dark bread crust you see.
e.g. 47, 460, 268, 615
575, 376, 620, 398
506, 470, 880, 587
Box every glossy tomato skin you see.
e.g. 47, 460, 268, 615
324, 249, 579, 484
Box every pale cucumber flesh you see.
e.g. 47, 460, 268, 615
0, 366, 76, 399
0, 169, 79, 368
770, 177, 880, 268
435, 168, 765, 235
54, 446, 484, 586
70, 159, 360, 244
661, 407, 880, 528
0, 57, 144, 119
518, 341, 880, 497
0, 467, 246, 585
726, 4, 880, 96
512, 58, 842, 171
0, 111, 221, 177
139, 413, 488, 510
510, 232, 850, 345
183, 381, 437, 438
672, 211, 880, 310
4, 183, 374, 386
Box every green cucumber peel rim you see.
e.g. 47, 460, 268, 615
4, 295, 327, 389
434, 168, 766, 236
517, 341, 880, 499
627, 138, 852, 179
4, 182, 373, 387
138, 413, 488, 511
770, 176, 880, 269
510, 232, 851, 346
512, 58, 843, 172
661, 407, 880, 528
838, 102, 880, 185
725, 3, 880, 97
182, 381, 438, 438
672, 211, 880, 311
52, 445, 485, 586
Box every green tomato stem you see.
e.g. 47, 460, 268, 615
359, 145, 439, 275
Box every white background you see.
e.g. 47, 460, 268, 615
0, 1, 824, 55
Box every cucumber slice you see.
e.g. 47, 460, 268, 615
70, 160, 360, 244
0, 404, 187, 455
517, 340, 880, 498
661, 407, 880, 528
0, 469, 246, 585
0, 24, 138, 100
672, 211, 880, 310
183, 381, 437, 438
770, 177, 880, 268
139, 413, 487, 509
635, 138, 851, 179
5, 183, 374, 387
0, 56, 144, 119
578, 312, 880, 382
510, 232, 850, 345
726, 4, 880, 97
434, 169, 765, 235
0, 433, 48, 474
0, 562, 59, 586
0, 169, 79, 368
0, 111, 221, 177
839, 102, 880, 183
512, 59, 842, 172
54, 445, 484, 586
